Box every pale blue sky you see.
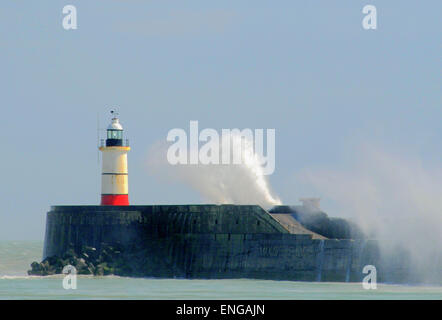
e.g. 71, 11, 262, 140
0, 1, 440, 240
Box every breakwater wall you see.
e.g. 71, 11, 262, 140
43, 205, 383, 282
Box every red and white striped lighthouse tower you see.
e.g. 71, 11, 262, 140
99, 111, 130, 205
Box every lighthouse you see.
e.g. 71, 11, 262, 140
99, 112, 130, 205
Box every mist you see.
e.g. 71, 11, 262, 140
298, 145, 442, 283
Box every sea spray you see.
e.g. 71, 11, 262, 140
299, 145, 442, 284
147, 131, 281, 208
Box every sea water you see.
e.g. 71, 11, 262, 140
0, 241, 441, 300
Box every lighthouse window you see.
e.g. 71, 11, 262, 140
107, 130, 123, 140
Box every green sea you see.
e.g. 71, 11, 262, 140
0, 241, 441, 300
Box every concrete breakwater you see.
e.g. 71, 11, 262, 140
37, 204, 389, 282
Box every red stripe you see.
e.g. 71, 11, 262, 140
101, 194, 129, 206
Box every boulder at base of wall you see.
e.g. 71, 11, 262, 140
28, 244, 127, 276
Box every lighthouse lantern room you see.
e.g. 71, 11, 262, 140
99, 111, 130, 205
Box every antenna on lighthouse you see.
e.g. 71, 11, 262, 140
97, 112, 100, 165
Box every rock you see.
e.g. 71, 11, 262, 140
84, 246, 98, 260
28, 243, 132, 277
74, 258, 91, 274
76, 258, 87, 267
28, 261, 43, 275
30, 261, 41, 271
41, 260, 50, 269
95, 262, 111, 276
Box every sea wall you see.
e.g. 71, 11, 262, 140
43, 205, 381, 282
43, 205, 288, 257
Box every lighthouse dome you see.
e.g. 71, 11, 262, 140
108, 117, 123, 130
